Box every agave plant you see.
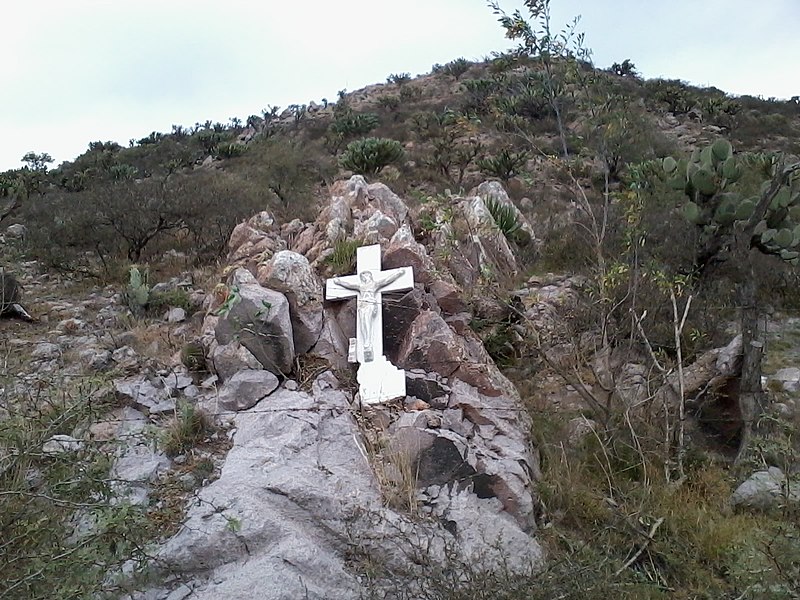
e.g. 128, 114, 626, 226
340, 138, 403, 176
485, 197, 523, 242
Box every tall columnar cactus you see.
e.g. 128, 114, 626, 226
663, 140, 800, 265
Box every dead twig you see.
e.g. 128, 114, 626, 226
614, 516, 665, 577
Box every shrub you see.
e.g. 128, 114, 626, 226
644, 79, 697, 115
0, 379, 155, 598
386, 72, 411, 86
147, 287, 192, 316
125, 266, 150, 315
330, 112, 380, 138
399, 85, 422, 102
610, 59, 638, 78
137, 131, 165, 146
462, 78, 497, 115
216, 143, 247, 159
442, 57, 471, 80
197, 129, 222, 154
376, 95, 401, 112
22, 168, 267, 271
180, 340, 207, 373
327, 112, 381, 153
109, 164, 138, 181
339, 137, 404, 176
485, 196, 523, 242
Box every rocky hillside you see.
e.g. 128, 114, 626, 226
2, 44, 800, 600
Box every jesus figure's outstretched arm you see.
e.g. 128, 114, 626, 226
333, 278, 362, 292
375, 269, 405, 290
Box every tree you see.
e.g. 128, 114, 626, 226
0, 171, 24, 224
663, 139, 800, 458
21, 151, 53, 172
488, 0, 591, 158
95, 176, 187, 262
611, 59, 638, 78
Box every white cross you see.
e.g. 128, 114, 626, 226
325, 244, 414, 404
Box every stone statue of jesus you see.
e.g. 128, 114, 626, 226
333, 268, 406, 361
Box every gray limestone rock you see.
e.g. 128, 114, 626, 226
257, 250, 323, 354
115, 376, 176, 414
731, 467, 800, 510
32, 342, 60, 361
383, 224, 440, 285
774, 367, 800, 393
139, 373, 543, 598
151, 386, 371, 600
217, 369, 280, 411
112, 444, 171, 505
167, 307, 187, 323
80, 348, 112, 371
354, 209, 398, 244
215, 269, 295, 376
309, 309, 350, 371
209, 341, 262, 382
42, 435, 83, 455
5, 223, 27, 239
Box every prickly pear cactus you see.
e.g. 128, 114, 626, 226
126, 266, 150, 313
663, 140, 800, 265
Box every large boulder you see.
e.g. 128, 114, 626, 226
115, 375, 176, 415
144, 178, 544, 599
151, 383, 380, 600
730, 467, 800, 511
309, 309, 350, 370
365, 182, 409, 225
145, 373, 542, 599
383, 224, 441, 286
209, 341, 263, 382
397, 310, 516, 397
257, 251, 323, 354
215, 269, 294, 376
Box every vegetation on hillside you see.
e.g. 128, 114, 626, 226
1, 0, 799, 597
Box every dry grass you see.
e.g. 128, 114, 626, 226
161, 401, 215, 457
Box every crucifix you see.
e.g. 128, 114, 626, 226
325, 244, 414, 404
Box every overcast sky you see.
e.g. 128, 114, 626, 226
2, 0, 798, 171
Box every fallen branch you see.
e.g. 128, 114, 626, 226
614, 516, 665, 576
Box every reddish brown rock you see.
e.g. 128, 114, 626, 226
366, 182, 409, 225
396, 311, 462, 379
291, 224, 317, 256
383, 225, 440, 286
227, 211, 285, 271
429, 280, 467, 315
397, 310, 515, 397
